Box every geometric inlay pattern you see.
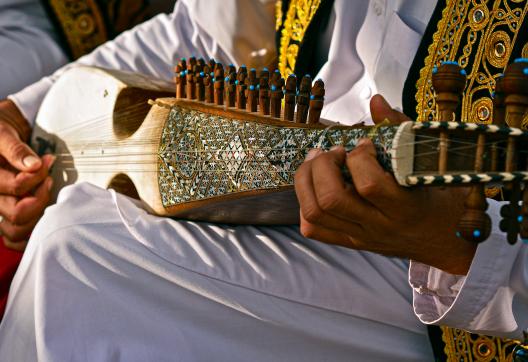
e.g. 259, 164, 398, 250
158, 106, 398, 208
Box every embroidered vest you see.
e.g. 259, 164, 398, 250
276, 0, 527, 360
40, 0, 174, 59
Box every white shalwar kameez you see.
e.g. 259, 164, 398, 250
1, 0, 527, 361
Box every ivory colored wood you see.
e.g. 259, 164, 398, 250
32, 66, 174, 206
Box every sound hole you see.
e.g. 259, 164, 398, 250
108, 173, 140, 200
113, 87, 172, 140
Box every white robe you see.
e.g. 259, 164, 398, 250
0, 0, 68, 98
1, 0, 527, 360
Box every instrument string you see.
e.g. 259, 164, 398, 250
55, 103, 149, 135
49, 132, 523, 160
38, 98, 525, 177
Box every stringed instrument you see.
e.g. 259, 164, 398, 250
32, 58, 528, 244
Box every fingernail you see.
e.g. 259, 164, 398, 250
22, 155, 40, 168
46, 178, 53, 192
330, 145, 340, 151
305, 148, 322, 161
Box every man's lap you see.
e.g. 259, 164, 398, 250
0, 183, 433, 361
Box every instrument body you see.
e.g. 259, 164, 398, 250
33, 67, 528, 225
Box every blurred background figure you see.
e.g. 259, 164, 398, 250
0, 0, 67, 98
0, 0, 175, 98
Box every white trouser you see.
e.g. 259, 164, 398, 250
0, 183, 433, 361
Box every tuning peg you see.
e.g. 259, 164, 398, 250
204, 72, 214, 103
259, 77, 270, 115
225, 72, 236, 107
457, 184, 492, 243
270, 70, 284, 119
432, 61, 467, 122
296, 75, 311, 123
308, 79, 325, 124
214, 64, 225, 105
431, 61, 467, 174
246, 68, 258, 112
502, 58, 528, 128
284, 74, 297, 122
196, 70, 205, 101
236, 66, 248, 109
175, 58, 187, 99
456, 133, 492, 243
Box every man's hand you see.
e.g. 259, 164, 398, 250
0, 100, 54, 251
294, 95, 477, 275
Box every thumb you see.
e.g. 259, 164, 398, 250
0, 127, 41, 172
369, 94, 411, 125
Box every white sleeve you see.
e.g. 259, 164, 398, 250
409, 199, 528, 339
0, 0, 68, 99
8, 0, 276, 124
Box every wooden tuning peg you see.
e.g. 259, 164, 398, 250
457, 185, 492, 243
226, 72, 236, 108
502, 58, 528, 128
308, 79, 325, 124
246, 68, 258, 112
176, 58, 187, 99
236, 66, 248, 109
214, 64, 225, 105
174, 64, 183, 99
296, 75, 311, 123
284, 74, 297, 122
432, 61, 467, 122
204, 72, 214, 103
270, 70, 284, 119
186, 57, 197, 100
456, 133, 491, 243
259, 77, 270, 115
432, 61, 467, 174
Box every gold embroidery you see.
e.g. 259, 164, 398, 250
441, 327, 519, 361
48, 0, 108, 59
277, 0, 322, 78
415, 1, 528, 360
415, 0, 528, 126
276, 0, 284, 31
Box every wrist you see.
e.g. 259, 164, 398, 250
416, 234, 477, 275
0, 99, 32, 142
